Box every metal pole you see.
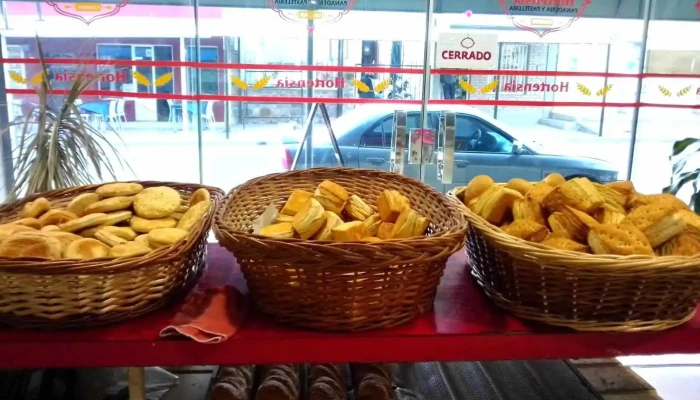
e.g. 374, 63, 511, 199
0, 35, 14, 198
305, 18, 314, 169
625, 0, 653, 181
493, 42, 504, 120
291, 103, 319, 171
193, 0, 204, 184
419, 0, 435, 182
598, 43, 612, 137
224, 37, 230, 140
336, 39, 344, 118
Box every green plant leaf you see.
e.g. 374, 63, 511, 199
664, 170, 699, 194
672, 137, 700, 157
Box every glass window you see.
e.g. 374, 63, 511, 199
360, 113, 421, 148
186, 46, 219, 95
455, 116, 513, 154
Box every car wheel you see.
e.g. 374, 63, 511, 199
565, 174, 601, 183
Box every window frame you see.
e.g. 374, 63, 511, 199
96, 43, 174, 93
499, 43, 529, 93
186, 45, 220, 95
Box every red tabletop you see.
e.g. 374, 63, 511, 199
0, 244, 698, 369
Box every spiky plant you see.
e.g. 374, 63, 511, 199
2, 37, 129, 202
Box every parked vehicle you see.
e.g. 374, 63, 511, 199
283, 105, 619, 193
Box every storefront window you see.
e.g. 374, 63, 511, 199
0, 0, 698, 196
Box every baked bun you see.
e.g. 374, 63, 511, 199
59, 213, 107, 233
21, 197, 51, 218
96, 182, 143, 198
11, 218, 41, 229
38, 209, 78, 227
109, 242, 152, 258
189, 188, 211, 207
84, 196, 133, 214
64, 238, 110, 259
98, 210, 133, 226
0, 234, 62, 259
176, 200, 210, 231
44, 231, 82, 255
130, 216, 177, 233
133, 187, 181, 218
0, 224, 37, 241
66, 193, 100, 216
148, 228, 188, 248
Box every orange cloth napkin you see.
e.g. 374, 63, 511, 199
160, 286, 245, 343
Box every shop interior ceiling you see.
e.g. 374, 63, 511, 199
120, 0, 700, 21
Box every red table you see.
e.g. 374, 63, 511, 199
0, 244, 699, 369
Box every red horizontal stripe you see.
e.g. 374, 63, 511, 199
7, 88, 700, 110
2, 58, 700, 78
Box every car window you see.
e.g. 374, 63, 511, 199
455, 115, 513, 154
360, 113, 422, 148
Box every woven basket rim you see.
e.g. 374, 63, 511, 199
0, 180, 224, 275
447, 190, 700, 269
215, 168, 467, 248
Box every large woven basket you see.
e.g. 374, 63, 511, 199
448, 191, 700, 332
214, 168, 467, 332
0, 181, 224, 330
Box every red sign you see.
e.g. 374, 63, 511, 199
45, 0, 128, 25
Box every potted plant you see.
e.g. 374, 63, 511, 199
664, 137, 700, 212
2, 37, 128, 203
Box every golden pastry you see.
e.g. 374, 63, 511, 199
275, 214, 294, 224
332, 221, 367, 241
189, 188, 211, 207
659, 233, 700, 257
604, 181, 636, 207
377, 190, 409, 223
543, 173, 566, 187
503, 219, 548, 242
176, 201, 210, 231
593, 184, 627, 213
148, 227, 188, 248
59, 213, 107, 233
629, 193, 689, 212
292, 198, 326, 239
587, 223, 654, 256
541, 236, 589, 253
471, 186, 523, 225
64, 238, 110, 259
94, 230, 127, 247
543, 177, 604, 213
362, 213, 382, 237
11, 218, 41, 229
84, 196, 133, 214
21, 197, 51, 219
280, 190, 314, 217
134, 234, 151, 248
100, 226, 138, 241
41, 225, 60, 232
95, 182, 143, 198
313, 211, 343, 240
361, 237, 382, 243
526, 181, 554, 204
594, 204, 626, 225
344, 194, 374, 221
98, 210, 133, 227
459, 175, 494, 204
622, 201, 686, 247
506, 178, 534, 196
44, 231, 82, 255
130, 216, 177, 233
391, 208, 421, 239
133, 186, 181, 219
260, 223, 295, 239
0, 234, 62, 259
314, 180, 349, 215
0, 224, 36, 241
512, 197, 546, 226
677, 209, 700, 240
376, 222, 394, 240
110, 242, 152, 258
66, 193, 100, 216
38, 209, 78, 227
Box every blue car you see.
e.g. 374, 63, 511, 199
284, 105, 618, 193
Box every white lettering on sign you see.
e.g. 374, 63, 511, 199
435, 33, 499, 69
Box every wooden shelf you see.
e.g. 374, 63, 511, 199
0, 245, 698, 368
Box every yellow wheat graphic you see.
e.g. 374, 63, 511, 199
596, 84, 613, 97
658, 85, 672, 97
252, 76, 271, 90
30, 72, 44, 84
480, 80, 499, 94
9, 71, 26, 84
677, 85, 693, 97
576, 83, 592, 96
132, 71, 151, 86
458, 79, 477, 94
351, 78, 370, 93
231, 76, 249, 90
374, 79, 392, 94
154, 72, 173, 87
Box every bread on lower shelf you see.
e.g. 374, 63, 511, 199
352, 363, 393, 400
255, 364, 300, 400
210, 365, 255, 400
309, 364, 347, 400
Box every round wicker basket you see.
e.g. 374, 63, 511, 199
214, 168, 467, 332
0, 181, 224, 330
448, 191, 700, 332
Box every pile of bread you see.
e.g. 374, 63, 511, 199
0, 182, 211, 260
457, 174, 700, 256
260, 180, 430, 242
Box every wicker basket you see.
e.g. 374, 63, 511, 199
447, 191, 700, 332
214, 168, 467, 332
0, 181, 224, 330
